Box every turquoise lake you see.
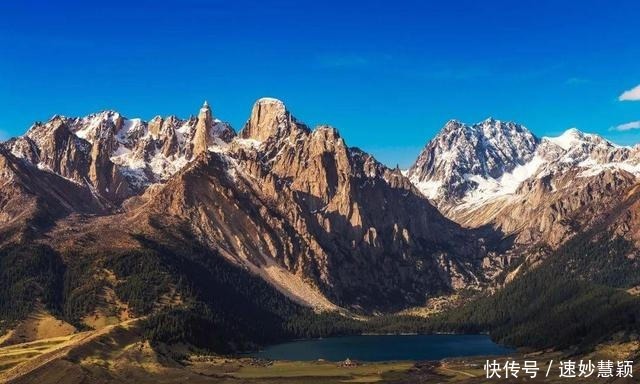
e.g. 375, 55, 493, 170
253, 334, 513, 362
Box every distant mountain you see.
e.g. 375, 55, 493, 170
408, 119, 640, 247
407, 118, 539, 201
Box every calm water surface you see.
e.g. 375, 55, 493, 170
253, 334, 513, 362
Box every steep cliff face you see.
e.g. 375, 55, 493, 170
409, 119, 640, 247
239, 97, 307, 142
116, 98, 494, 311
16, 116, 91, 183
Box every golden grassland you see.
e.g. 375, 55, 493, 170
0, 310, 76, 347
0, 334, 79, 373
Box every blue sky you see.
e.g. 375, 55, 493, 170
1, 0, 639, 167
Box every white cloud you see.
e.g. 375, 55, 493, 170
619, 84, 640, 101
610, 121, 640, 131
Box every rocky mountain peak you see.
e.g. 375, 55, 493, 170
63, 110, 124, 144
440, 119, 465, 134
407, 118, 538, 200
148, 115, 163, 138
192, 100, 215, 155
199, 100, 212, 116
240, 97, 309, 142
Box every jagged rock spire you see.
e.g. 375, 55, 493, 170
192, 100, 214, 156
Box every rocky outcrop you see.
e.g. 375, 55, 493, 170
21, 117, 91, 183
192, 101, 215, 156
240, 97, 309, 142
8, 115, 132, 201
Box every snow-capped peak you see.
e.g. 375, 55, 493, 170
408, 119, 640, 210
543, 128, 618, 152
545, 128, 587, 150
407, 118, 538, 201
11, 101, 237, 192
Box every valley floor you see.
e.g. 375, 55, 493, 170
0, 320, 638, 384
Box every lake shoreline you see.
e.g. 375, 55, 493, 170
250, 334, 514, 362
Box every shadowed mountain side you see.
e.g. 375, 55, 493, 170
0, 148, 108, 245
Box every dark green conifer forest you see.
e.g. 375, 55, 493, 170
1, 230, 638, 354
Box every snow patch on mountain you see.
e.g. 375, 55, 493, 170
235, 138, 263, 148
411, 179, 442, 200
577, 158, 640, 178
459, 155, 545, 208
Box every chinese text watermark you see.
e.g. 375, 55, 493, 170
484, 359, 633, 379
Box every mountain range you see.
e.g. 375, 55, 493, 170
0, 98, 638, 366
409, 118, 640, 247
